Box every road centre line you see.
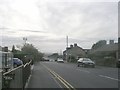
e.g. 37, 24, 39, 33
41, 63, 76, 90
39, 62, 63, 88
49, 70, 63, 88
76, 69, 90, 73
50, 70, 70, 89
46, 67, 70, 88
40, 63, 62, 88
99, 75, 119, 81
42, 64, 73, 89
51, 70, 75, 89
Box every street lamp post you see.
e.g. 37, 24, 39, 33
23, 37, 27, 45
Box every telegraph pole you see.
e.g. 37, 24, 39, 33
66, 36, 68, 62
66, 36, 68, 48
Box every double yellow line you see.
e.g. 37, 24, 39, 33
42, 64, 76, 90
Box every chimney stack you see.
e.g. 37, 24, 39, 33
74, 43, 77, 47
3, 47, 8, 52
70, 45, 73, 48
109, 40, 114, 44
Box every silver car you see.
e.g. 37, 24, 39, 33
77, 58, 95, 68
57, 58, 64, 63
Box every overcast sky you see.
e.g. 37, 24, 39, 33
0, 0, 119, 54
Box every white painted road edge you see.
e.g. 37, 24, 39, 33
99, 75, 119, 81
25, 65, 34, 88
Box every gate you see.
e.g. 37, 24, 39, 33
2, 60, 32, 90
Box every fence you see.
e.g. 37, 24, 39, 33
2, 60, 32, 90
23, 61, 32, 88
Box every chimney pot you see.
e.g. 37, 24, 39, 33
109, 40, 114, 44
3, 47, 8, 52
74, 43, 77, 47
70, 45, 73, 48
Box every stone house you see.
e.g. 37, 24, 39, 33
63, 43, 86, 62
89, 40, 118, 66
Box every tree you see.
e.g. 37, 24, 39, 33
21, 44, 43, 63
92, 40, 106, 49
11, 45, 16, 53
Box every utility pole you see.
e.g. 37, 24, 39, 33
66, 36, 68, 62
66, 36, 68, 48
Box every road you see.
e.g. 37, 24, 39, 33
27, 61, 119, 89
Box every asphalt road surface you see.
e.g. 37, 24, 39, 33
27, 61, 119, 89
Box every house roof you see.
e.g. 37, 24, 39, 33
90, 43, 118, 54
63, 45, 84, 53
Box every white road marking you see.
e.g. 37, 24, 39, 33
41, 63, 75, 89
99, 75, 119, 81
31, 65, 34, 70
76, 69, 90, 73
40, 63, 62, 88
25, 74, 32, 88
50, 72, 63, 88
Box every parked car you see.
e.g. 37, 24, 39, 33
13, 58, 23, 67
42, 57, 49, 61
77, 58, 95, 68
57, 58, 64, 63
49, 59, 55, 62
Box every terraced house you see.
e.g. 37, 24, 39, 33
89, 40, 118, 66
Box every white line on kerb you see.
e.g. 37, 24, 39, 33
99, 75, 119, 81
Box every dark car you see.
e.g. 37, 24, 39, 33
77, 58, 95, 68
13, 58, 23, 67
116, 59, 120, 68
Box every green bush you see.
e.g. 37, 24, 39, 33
68, 56, 77, 63
103, 57, 116, 67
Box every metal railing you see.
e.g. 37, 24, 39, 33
0, 70, 2, 90
2, 60, 32, 90
23, 61, 32, 88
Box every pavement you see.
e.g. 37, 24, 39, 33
27, 62, 61, 88
25, 65, 34, 88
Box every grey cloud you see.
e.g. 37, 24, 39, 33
19, 29, 46, 33
1, 27, 47, 34
1, 35, 23, 48
118, 2, 120, 37
40, 2, 117, 39
0, 0, 118, 53
27, 35, 65, 43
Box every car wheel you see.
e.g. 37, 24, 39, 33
78, 64, 79, 67
92, 65, 95, 68
82, 63, 85, 67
